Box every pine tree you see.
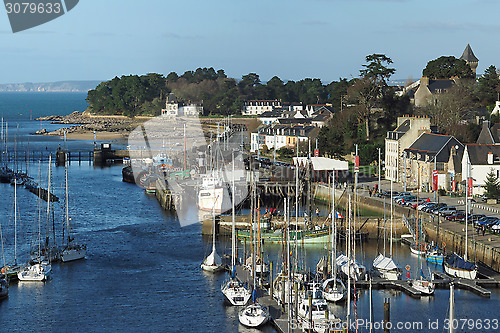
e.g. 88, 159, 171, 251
484, 169, 500, 199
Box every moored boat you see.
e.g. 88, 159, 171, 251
372, 253, 401, 280
238, 301, 270, 328
237, 227, 330, 245
410, 278, 435, 295
444, 253, 477, 280
425, 247, 445, 265
17, 262, 51, 282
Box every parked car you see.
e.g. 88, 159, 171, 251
417, 202, 436, 211
477, 217, 499, 228
429, 203, 447, 214
438, 206, 456, 216
446, 211, 466, 221
393, 192, 411, 200
421, 203, 438, 213
491, 221, 500, 233
409, 199, 428, 209
458, 214, 485, 224
377, 190, 398, 198
397, 195, 416, 205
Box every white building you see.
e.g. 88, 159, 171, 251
385, 116, 431, 182
242, 100, 282, 116
161, 93, 203, 117
462, 144, 500, 196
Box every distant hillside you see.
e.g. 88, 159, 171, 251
0, 80, 101, 92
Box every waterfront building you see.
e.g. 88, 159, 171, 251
404, 133, 464, 191
242, 100, 282, 116
462, 144, 500, 196
385, 116, 431, 183
161, 93, 203, 117
250, 124, 319, 153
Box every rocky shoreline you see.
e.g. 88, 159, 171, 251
34, 111, 146, 138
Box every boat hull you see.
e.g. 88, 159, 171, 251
425, 253, 444, 265
222, 283, 252, 306
410, 279, 435, 295
238, 228, 330, 245
61, 248, 86, 262
444, 264, 477, 279
201, 263, 225, 273
238, 303, 269, 327
17, 263, 51, 282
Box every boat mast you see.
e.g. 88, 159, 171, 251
14, 177, 17, 265
390, 178, 393, 257
46, 154, 52, 254
331, 171, 337, 287
65, 153, 70, 245
465, 156, 469, 261
449, 283, 455, 333
231, 151, 236, 270
346, 194, 351, 326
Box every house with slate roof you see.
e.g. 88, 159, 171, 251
476, 120, 500, 144
404, 133, 464, 191
412, 44, 479, 107
385, 116, 431, 183
462, 144, 500, 196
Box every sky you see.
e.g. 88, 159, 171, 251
0, 0, 499, 84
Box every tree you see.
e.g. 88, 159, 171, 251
346, 54, 396, 141
422, 56, 473, 79
484, 169, 500, 199
476, 65, 500, 107
418, 80, 477, 138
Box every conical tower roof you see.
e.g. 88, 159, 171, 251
460, 44, 478, 62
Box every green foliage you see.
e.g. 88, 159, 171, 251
476, 65, 500, 107
422, 56, 474, 79
358, 142, 384, 165
86, 73, 168, 117
277, 147, 294, 158
484, 169, 500, 199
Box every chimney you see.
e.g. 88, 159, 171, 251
483, 120, 491, 130
420, 76, 430, 87
488, 152, 493, 165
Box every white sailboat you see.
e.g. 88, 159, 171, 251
239, 184, 269, 328
2, 177, 22, 280
444, 156, 477, 279
17, 262, 51, 282
221, 155, 251, 305
298, 283, 340, 332
410, 276, 435, 295
60, 155, 86, 262
372, 181, 401, 281
238, 295, 270, 328
201, 192, 224, 273
323, 173, 346, 302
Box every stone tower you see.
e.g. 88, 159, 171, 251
460, 44, 479, 75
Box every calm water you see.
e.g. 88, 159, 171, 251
0, 93, 499, 333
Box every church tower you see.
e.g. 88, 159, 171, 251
460, 44, 479, 75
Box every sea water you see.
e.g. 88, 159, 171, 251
0, 93, 498, 332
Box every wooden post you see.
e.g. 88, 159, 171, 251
269, 261, 273, 297
384, 297, 391, 333
308, 294, 313, 332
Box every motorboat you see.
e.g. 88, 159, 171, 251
17, 262, 51, 282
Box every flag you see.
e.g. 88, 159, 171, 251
335, 211, 343, 219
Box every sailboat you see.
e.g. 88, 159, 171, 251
60, 155, 86, 262
298, 283, 340, 332
18, 161, 52, 282
0, 211, 9, 299
372, 181, 401, 280
444, 157, 477, 279
238, 290, 270, 327
221, 155, 251, 305
322, 173, 346, 302
30, 155, 60, 263
410, 169, 434, 294
238, 183, 269, 328
1, 177, 22, 280
201, 193, 224, 272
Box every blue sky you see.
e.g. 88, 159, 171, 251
0, 0, 498, 84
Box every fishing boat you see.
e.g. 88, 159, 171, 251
60, 155, 87, 262
372, 253, 401, 280
237, 226, 330, 245
17, 262, 51, 282
425, 247, 445, 265
444, 253, 477, 279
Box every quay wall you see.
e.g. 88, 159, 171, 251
314, 183, 500, 272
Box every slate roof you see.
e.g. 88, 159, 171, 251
466, 144, 500, 165
405, 133, 464, 163
460, 44, 479, 62
476, 121, 500, 144
427, 79, 454, 93
395, 119, 410, 133
259, 109, 282, 118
